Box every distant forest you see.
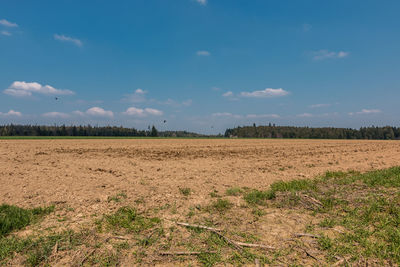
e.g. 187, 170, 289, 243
225, 124, 400, 140
1, 124, 400, 139
0, 125, 206, 138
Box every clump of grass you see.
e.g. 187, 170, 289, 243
0, 230, 82, 266
244, 190, 275, 206
209, 199, 233, 213
107, 192, 127, 203
226, 187, 243, 196
179, 187, 192, 196
209, 190, 220, 198
0, 204, 54, 237
103, 206, 160, 234
270, 179, 317, 192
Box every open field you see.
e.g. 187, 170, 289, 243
1, 139, 400, 266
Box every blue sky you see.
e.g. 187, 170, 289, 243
1, 0, 399, 134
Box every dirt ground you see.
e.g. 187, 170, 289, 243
2, 139, 400, 265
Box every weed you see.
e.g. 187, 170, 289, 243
0, 204, 54, 237
107, 192, 127, 203
244, 190, 275, 205
179, 187, 192, 196
226, 187, 243, 196
209, 199, 233, 213
102, 206, 161, 234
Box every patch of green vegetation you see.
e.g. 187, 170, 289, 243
101, 206, 161, 234
179, 187, 192, 196
225, 187, 243, 196
244, 190, 275, 205
270, 179, 317, 192
107, 192, 127, 203
209, 190, 220, 198
208, 199, 233, 214
0, 230, 83, 266
0, 204, 54, 237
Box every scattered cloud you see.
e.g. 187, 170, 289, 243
54, 34, 83, 47
1, 30, 11, 36
122, 107, 163, 117
222, 91, 233, 97
311, 50, 349, 61
3, 81, 74, 97
0, 110, 22, 117
246, 114, 280, 119
144, 108, 163, 116
349, 109, 381, 116
309, 103, 331, 108
123, 88, 147, 103
196, 50, 210, 56
182, 99, 193, 106
160, 98, 192, 107
212, 87, 221, 91
302, 23, 312, 32
42, 112, 70, 118
0, 19, 18, 27
212, 112, 243, 119
297, 113, 314, 118
240, 88, 289, 98
195, 0, 207, 5
85, 107, 114, 117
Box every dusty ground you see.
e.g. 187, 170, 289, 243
2, 139, 400, 265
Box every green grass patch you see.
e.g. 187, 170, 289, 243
0, 230, 83, 266
179, 187, 192, 196
225, 187, 243, 196
0, 204, 54, 237
208, 199, 233, 214
102, 206, 161, 234
244, 190, 275, 205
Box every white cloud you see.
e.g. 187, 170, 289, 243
54, 34, 83, 47
309, 103, 331, 108
3, 81, 74, 97
161, 98, 192, 107
212, 87, 221, 91
145, 108, 163, 116
222, 91, 233, 97
195, 0, 207, 5
0, 19, 18, 27
212, 112, 243, 119
42, 112, 70, 118
122, 107, 163, 117
197, 50, 210, 56
311, 50, 349, 61
1, 31, 11, 36
123, 88, 147, 103
182, 99, 192, 106
349, 109, 381, 116
86, 107, 114, 117
240, 88, 289, 98
246, 114, 280, 119
297, 113, 314, 118
0, 110, 22, 117
302, 23, 312, 32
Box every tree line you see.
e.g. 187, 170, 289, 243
224, 124, 400, 140
0, 124, 205, 138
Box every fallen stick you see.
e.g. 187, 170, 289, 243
176, 222, 275, 252
176, 222, 242, 251
294, 233, 320, 239
105, 236, 129, 242
234, 241, 275, 250
160, 251, 216, 256
255, 258, 261, 267
176, 222, 222, 232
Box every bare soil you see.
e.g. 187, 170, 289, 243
1, 139, 400, 266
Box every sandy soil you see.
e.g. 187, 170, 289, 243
1, 139, 400, 265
